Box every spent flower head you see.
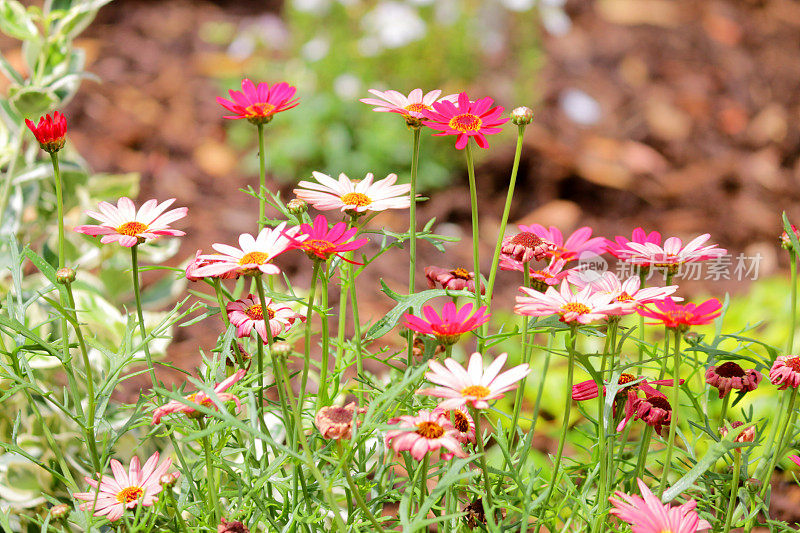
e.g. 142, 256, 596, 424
769, 355, 800, 390
705, 362, 762, 398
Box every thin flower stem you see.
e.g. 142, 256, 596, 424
198, 418, 223, 525
593, 321, 617, 531
348, 258, 365, 404
317, 261, 331, 408
418, 454, 429, 513
212, 278, 244, 368
256, 123, 267, 231
722, 451, 742, 533
632, 426, 653, 489
539, 325, 577, 516
636, 269, 647, 372
50, 152, 65, 269
719, 394, 730, 426
164, 487, 190, 533
759, 387, 798, 500
789, 251, 798, 354
407, 127, 421, 365
301, 261, 321, 412
340, 447, 385, 532
131, 245, 159, 391
484, 124, 526, 314
508, 263, 531, 447
464, 141, 482, 312
470, 406, 493, 508
658, 329, 682, 496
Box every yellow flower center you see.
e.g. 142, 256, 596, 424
303, 239, 336, 256
416, 421, 444, 439
116, 221, 148, 236
404, 103, 431, 113
448, 113, 482, 132
239, 251, 270, 265
245, 102, 276, 117
461, 385, 491, 398
245, 304, 274, 321
618, 373, 636, 385
116, 486, 144, 504
451, 268, 471, 279
451, 410, 470, 433
561, 302, 591, 315
340, 192, 372, 207
615, 292, 634, 301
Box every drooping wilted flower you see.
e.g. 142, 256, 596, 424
705, 362, 762, 398
314, 402, 366, 440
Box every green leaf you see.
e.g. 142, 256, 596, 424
8, 86, 57, 118
0, 0, 38, 40
363, 280, 473, 341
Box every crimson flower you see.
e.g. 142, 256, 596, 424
286, 214, 368, 262
637, 297, 722, 331
422, 92, 509, 149
217, 79, 299, 124
403, 302, 489, 345
26, 111, 67, 153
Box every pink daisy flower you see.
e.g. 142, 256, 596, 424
74, 197, 187, 248
422, 92, 509, 150
615, 233, 727, 268
518, 224, 607, 262
514, 282, 624, 324
432, 405, 476, 444
705, 362, 762, 398
26, 111, 67, 153
384, 409, 467, 461
769, 355, 800, 390
193, 223, 300, 278
285, 214, 368, 262
425, 266, 485, 294
637, 297, 722, 331
500, 257, 572, 291
790, 455, 800, 468
605, 228, 662, 262
417, 352, 531, 410
216, 79, 299, 124
569, 271, 679, 314
151, 368, 247, 424
226, 295, 305, 342
293, 172, 411, 214
402, 302, 490, 345
185, 250, 239, 282
73, 452, 177, 522
360, 88, 457, 127
609, 478, 712, 532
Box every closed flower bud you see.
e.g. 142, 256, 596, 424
511, 106, 534, 126
286, 198, 308, 215
56, 267, 76, 284
218, 518, 250, 533
25, 112, 67, 153
160, 472, 180, 488
49, 503, 70, 521
271, 341, 293, 357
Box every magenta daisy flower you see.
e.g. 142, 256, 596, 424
769, 355, 800, 390
26, 111, 67, 153
637, 297, 722, 331
73, 452, 177, 522
609, 478, 711, 532
226, 295, 305, 342
385, 409, 467, 461
605, 227, 662, 263
216, 78, 299, 124
360, 88, 457, 127
74, 197, 187, 247
286, 214, 368, 262
422, 92, 509, 149
615, 233, 727, 269
569, 272, 679, 314
151, 369, 247, 424
425, 266, 484, 293
193, 223, 300, 278
293, 172, 411, 214
402, 302, 489, 345
514, 282, 624, 324
417, 352, 531, 410
705, 362, 762, 398
518, 224, 607, 262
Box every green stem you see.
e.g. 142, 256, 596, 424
341, 448, 385, 532
632, 426, 653, 487
256, 123, 266, 231
722, 452, 742, 533
212, 279, 244, 368
164, 486, 190, 533
789, 252, 798, 354
131, 245, 159, 391
349, 258, 365, 404
464, 141, 482, 312
317, 261, 331, 408
759, 388, 798, 500
471, 406, 493, 508
508, 263, 531, 447
301, 261, 321, 412
719, 394, 730, 426
658, 329, 681, 496
50, 152, 65, 269
418, 454, 429, 513
593, 323, 616, 530
484, 124, 526, 311
538, 325, 577, 515
198, 418, 222, 524
407, 127, 421, 365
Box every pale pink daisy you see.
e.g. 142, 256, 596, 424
293, 172, 411, 214
417, 352, 531, 410
769, 355, 800, 390
73, 452, 177, 522
185, 250, 239, 282
226, 295, 305, 342
192, 223, 301, 278
384, 409, 467, 461
518, 224, 606, 262
74, 197, 187, 247
360, 88, 457, 126
568, 271, 679, 314
402, 302, 489, 345
151, 369, 247, 424
605, 227, 662, 262
609, 478, 711, 532
514, 282, 625, 324
615, 233, 727, 268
